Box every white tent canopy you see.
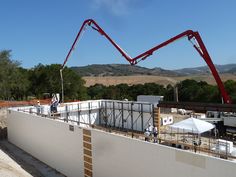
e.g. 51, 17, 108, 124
170, 117, 215, 134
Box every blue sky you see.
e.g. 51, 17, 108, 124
1, 0, 236, 69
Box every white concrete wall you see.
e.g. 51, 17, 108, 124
100, 101, 154, 131
14, 100, 154, 131
62, 101, 100, 127
100, 109, 153, 130
12, 100, 101, 127
102, 100, 153, 112
92, 129, 236, 177
7, 110, 84, 177
137, 95, 163, 106
7, 109, 236, 177
224, 117, 236, 127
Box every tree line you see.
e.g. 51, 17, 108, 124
0, 50, 235, 103
0, 50, 87, 101
88, 80, 236, 103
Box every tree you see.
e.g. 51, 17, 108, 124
164, 84, 174, 101
0, 50, 29, 100
63, 66, 88, 100
10, 67, 30, 100
224, 80, 236, 103
28, 64, 87, 101
87, 84, 107, 99
177, 79, 221, 103
116, 84, 132, 100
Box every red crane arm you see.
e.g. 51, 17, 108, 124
61, 19, 231, 104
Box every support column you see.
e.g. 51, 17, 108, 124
77, 103, 81, 125
154, 107, 161, 135
131, 102, 134, 136
113, 102, 116, 127
121, 102, 124, 129
88, 102, 91, 125
83, 129, 93, 177
65, 105, 69, 122
141, 104, 144, 131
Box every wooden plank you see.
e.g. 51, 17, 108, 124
83, 142, 92, 150
84, 162, 92, 170
84, 168, 93, 177
84, 155, 92, 164
83, 129, 91, 136
84, 149, 92, 156
83, 135, 91, 143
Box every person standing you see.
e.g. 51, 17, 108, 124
147, 123, 153, 135
50, 94, 59, 113
144, 123, 153, 142
153, 126, 158, 143
144, 128, 150, 141
36, 100, 41, 115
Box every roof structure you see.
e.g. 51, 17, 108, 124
170, 117, 215, 134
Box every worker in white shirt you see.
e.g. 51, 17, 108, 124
144, 128, 150, 141
147, 123, 153, 135
153, 126, 158, 143
144, 123, 153, 142
50, 94, 59, 113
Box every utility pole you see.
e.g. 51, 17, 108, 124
60, 69, 64, 103
174, 85, 179, 102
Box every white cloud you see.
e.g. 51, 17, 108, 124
91, 0, 136, 16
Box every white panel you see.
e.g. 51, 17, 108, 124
7, 110, 84, 177
92, 129, 236, 177
162, 115, 174, 125
100, 100, 153, 131
7, 101, 236, 177
137, 95, 163, 106
224, 117, 236, 127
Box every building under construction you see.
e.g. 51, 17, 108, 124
7, 19, 236, 177
7, 99, 236, 177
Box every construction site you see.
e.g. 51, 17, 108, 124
2, 18, 236, 177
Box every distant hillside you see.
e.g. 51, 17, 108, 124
71, 63, 236, 77
174, 64, 236, 75
71, 64, 180, 77
226, 67, 236, 74
83, 74, 236, 87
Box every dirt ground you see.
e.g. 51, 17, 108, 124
0, 108, 65, 177
0, 143, 32, 177
83, 73, 236, 86
0, 108, 7, 129
0, 141, 65, 177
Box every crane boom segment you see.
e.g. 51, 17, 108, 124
61, 19, 232, 104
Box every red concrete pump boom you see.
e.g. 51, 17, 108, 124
61, 19, 231, 104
